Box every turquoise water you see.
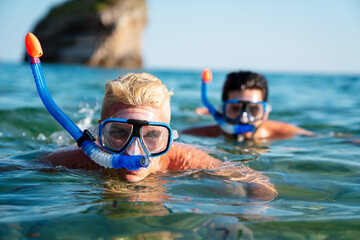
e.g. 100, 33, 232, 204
1, 62, 360, 239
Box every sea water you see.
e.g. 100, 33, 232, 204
0, 62, 360, 239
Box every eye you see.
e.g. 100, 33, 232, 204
228, 103, 243, 113
144, 130, 161, 141
110, 127, 131, 139
249, 106, 259, 115
230, 105, 240, 112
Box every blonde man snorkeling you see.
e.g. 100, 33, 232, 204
44, 73, 277, 201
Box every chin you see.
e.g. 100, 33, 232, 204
117, 168, 149, 182
123, 174, 145, 182
242, 131, 253, 139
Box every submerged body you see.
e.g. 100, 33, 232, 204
182, 119, 312, 140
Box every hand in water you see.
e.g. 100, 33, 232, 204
195, 107, 210, 115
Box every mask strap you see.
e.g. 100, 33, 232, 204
114, 137, 150, 170
173, 130, 179, 140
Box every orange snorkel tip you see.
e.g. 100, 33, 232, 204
25, 33, 43, 58
202, 68, 213, 83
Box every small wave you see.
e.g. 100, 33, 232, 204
75, 101, 100, 131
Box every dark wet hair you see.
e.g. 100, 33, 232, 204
222, 71, 268, 102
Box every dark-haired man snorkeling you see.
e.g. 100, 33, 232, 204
182, 70, 313, 141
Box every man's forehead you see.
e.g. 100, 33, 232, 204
110, 103, 170, 123
228, 89, 264, 102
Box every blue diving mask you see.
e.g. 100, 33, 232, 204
99, 118, 178, 159
222, 99, 269, 123
201, 69, 270, 135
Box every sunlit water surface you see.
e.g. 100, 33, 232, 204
1, 63, 360, 239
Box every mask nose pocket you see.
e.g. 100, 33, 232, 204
125, 137, 145, 156
239, 111, 250, 124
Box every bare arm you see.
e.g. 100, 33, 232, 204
162, 142, 277, 201
258, 120, 314, 139
208, 164, 278, 202
39, 147, 102, 170
181, 125, 223, 137
161, 142, 222, 170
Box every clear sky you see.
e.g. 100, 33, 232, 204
1, 0, 360, 74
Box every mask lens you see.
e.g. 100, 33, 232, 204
224, 101, 265, 122
225, 102, 244, 121
141, 125, 170, 155
102, 122, 133, 152
247, 103, 264, 120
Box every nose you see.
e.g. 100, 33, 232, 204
239, 111, 250, 124
125, 138, 145, 155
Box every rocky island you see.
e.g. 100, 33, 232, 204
27, 0, 147, 68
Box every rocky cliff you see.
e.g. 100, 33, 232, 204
28, 0, 147, 68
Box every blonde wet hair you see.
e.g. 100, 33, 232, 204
101, 72, 173, 121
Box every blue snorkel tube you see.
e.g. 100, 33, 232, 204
25, 33, 149, 170
201, 69, 254, 135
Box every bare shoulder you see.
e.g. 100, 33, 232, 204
40, 146, 102, 170
259, 120, 314, 138
161, 142, 222, 171
181, 124, 223, 137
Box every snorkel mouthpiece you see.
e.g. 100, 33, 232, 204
220, 123, 255, 135
201, 68, 255, 135
25, 33, 149, 170
112, 155, 149, 170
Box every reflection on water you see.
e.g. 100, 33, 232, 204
1, 63, 360, 239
